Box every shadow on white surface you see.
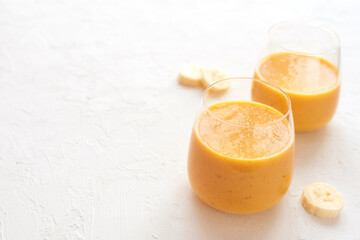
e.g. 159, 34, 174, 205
310, 214, 341, 226
189, 191, 283, 239
294, 126, 329, 166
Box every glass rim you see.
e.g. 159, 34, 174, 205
268, 20, 341, 55
202, 77, 292, 127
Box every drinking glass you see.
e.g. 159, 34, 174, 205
187, 77, 295, 214
253, 21, 341, 132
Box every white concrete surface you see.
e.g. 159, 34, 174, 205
0, 0, 359, 239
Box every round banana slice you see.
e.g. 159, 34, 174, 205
301, 182, 344, 219
178, 66, 203, 86
201, 68, 229, 92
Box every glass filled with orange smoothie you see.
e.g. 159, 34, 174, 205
188, 77, 295, 214
253, 21, 341, 132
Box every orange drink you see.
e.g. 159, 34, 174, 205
253, 22, 341, 132
254, 52, 339, 132
187, 78, 295, 214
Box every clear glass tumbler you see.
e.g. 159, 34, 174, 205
253, 21, 341, 132
187, 77, 295, 214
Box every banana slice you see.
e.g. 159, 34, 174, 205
178, 66, 203, 86
201, 68, 229, 92
301, 182, 344, 219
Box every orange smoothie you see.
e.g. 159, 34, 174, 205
254, 52, 340, 132
188, 101, 294, 214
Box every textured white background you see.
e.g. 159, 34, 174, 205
0, 0, 360, 239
